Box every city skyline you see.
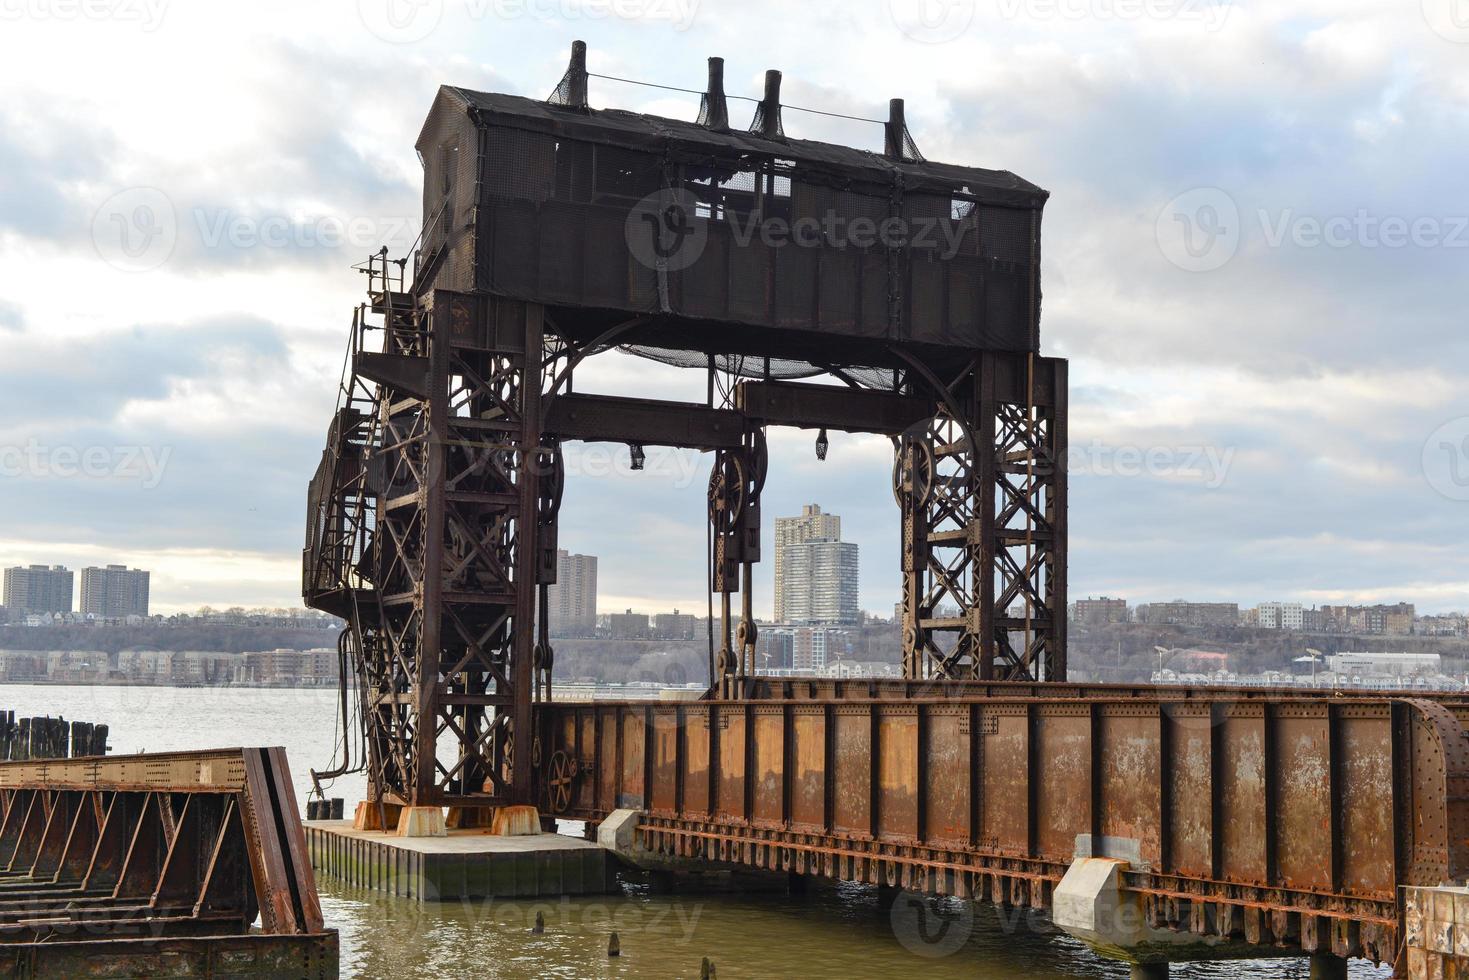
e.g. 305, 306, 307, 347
2, 11, 1467, 618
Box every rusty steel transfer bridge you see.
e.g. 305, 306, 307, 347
303, 42, 1465, 973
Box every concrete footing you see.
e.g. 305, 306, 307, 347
1404, 884, 1469, 978
305, 819, 614, 901
1052, 857, 1281, 970
396, 806, 447, 838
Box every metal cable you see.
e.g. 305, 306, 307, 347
586, 72, 887, 125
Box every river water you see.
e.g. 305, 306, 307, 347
0, 684, 1391, 979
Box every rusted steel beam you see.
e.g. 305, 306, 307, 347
0, 748, 334, 973
542, 692, 1469, 967
545, 393, 745, 450
734, 380, 936, 436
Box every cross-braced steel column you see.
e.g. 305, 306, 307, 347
359, 293, 546, 809
897, 352, 1067, 682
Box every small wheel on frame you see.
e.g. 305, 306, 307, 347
547, 750, 575, 815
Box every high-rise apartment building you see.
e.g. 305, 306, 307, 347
773, 504, 841, 623
777, 508, 859, 626
547, 549, 597, 637
2, 565, 74, 616
79, 565, 150, 618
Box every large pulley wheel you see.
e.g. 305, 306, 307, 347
547, 750, 576, 815
892, 438, 935, 506
707, 453, 747, 532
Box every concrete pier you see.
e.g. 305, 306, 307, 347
1404, 884, 1469, 978
305, 819, 615, 901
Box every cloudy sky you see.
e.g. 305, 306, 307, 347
1, 0, 1466, 616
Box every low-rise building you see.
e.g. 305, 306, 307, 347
1256, 602, 1304, 631
1071, 596, 1129, 626
1135, 601, 1240, 628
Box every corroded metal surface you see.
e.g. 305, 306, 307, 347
543, 693, 1469, 966
303, 46, 1066, 812
0, 747, 336, 975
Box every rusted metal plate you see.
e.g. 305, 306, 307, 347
1218, 705, 1268, 885
618, 711, 645, 809
1274, 705, 1333, 891
790, 707, 826, 832
922, 706, 969, 846
1036, 706, 1090, 861
683, 708, 711, 819
752, 707, 785, 828
1338, 707, 1394, 897
978, 706, 1030, 856
877, 706, 918, 842
649, 708, 679, 814
716, 709, 746, 821
597, 710, 617, 812
831, 706, 871, 837
1098, 705, 1162, 868
1163, 703, 1214, 878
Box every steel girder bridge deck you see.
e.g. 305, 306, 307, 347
302, 44, 1454, 974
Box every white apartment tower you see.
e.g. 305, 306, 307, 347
548, 549, 598, 636
773, 504, 841, 623
775, 505, 858, 626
